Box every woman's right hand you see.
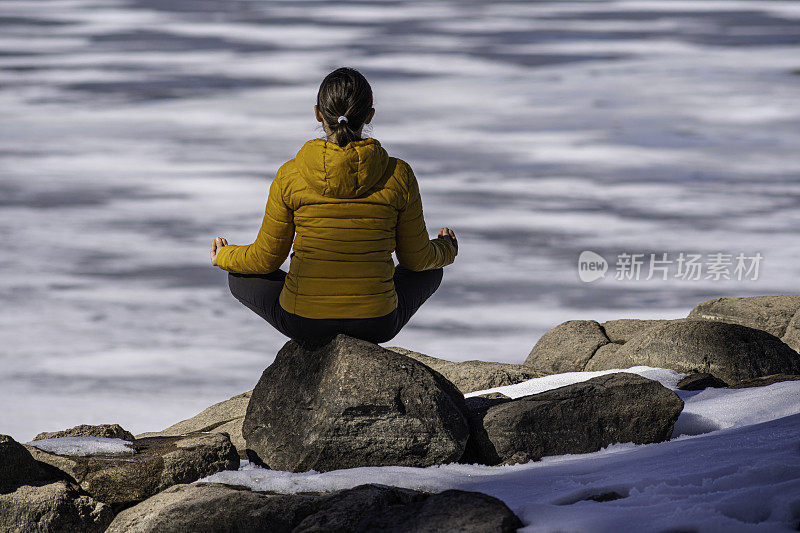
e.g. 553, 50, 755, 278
211, 236, 228, 266
438, 227, 458, 256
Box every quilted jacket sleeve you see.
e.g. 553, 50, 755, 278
215, 170, 294, 274
395, 165, 456, 271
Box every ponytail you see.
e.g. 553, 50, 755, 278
316, 67, 373, 148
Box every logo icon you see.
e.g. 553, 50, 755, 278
578, 251, 607, 283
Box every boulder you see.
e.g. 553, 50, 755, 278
136, 391, 251, 458
524, 319, 671, 375
524, 320, 609, 374
676, 373, 729, 391
688, 295, 800, 338
688, 295, 800, 355
463, 373, 683, 465
729, 374, 800, 388
0, 435, 113, 532
243, 334, 470, 472
35, 424, 135, 442
0, 480, 113, 533
600, 319, 671, 344
24, 432, 239, 508
386, 346, 538, 393
106, 482, 523, 533
584, 319, 800, 383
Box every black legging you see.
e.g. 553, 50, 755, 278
227, 264, 443, 349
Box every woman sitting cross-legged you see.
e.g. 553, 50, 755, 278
210, 66, 458, 349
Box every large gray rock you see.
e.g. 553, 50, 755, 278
243, 334, 469, 472
386, 346, 538, 393
0, 435, 113, 532
688, 295, 800, 338
24, 432, 239, 508
136, 391, 251, 458
106, 482, 523, 533
689, 295, 800, 355
584, 319, 800, 383
35, 424, 135, 442
0, 480, 113, 533
524, 319, 670, 375
464, 373, 683, 465
524, 320, 610, 374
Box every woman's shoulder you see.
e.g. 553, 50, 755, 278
275, 160, 292, 176
387, 157, 419, 197
274, 158, 301, 186
391, 155, 412, 173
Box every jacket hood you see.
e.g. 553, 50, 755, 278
294, 137, 390, 199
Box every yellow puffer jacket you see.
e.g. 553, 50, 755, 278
215, 137, 456, 319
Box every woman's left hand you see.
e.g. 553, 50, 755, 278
211, 236, 229, 266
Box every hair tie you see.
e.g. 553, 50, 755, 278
337, 115, 348, 124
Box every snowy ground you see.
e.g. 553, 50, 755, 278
201, 369, 800, 532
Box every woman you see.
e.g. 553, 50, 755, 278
210, 67, 458, 349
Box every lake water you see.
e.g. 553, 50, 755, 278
2, 0, 799, 440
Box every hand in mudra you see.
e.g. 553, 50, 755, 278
210, 236, 228, 266
438, 227, 458, 256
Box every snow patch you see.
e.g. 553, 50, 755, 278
465, 366, 686, 398
26, 436, 135, 456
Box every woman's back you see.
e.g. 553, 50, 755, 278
213, 66, 457, 345
215, 136, 456, 319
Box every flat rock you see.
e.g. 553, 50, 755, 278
464, 373, 683, 465
106, 482, 523, 533
386, 346, 538, 393
243, 334, 469, 472
676, 373, 729, 391
35, 424, 135, 442
584, 319, 800, 383
524, 320, 610, 374
136, 391, 251, 458
24, 432, 239, 508
688, 295, 800, 338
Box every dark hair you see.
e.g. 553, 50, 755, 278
316, 67, 373, 148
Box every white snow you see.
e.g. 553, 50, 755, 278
465, 366, 687, 397
26, 436, 135, 457
200, 371, 800, 532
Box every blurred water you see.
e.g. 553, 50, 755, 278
2, 0, 800, 440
